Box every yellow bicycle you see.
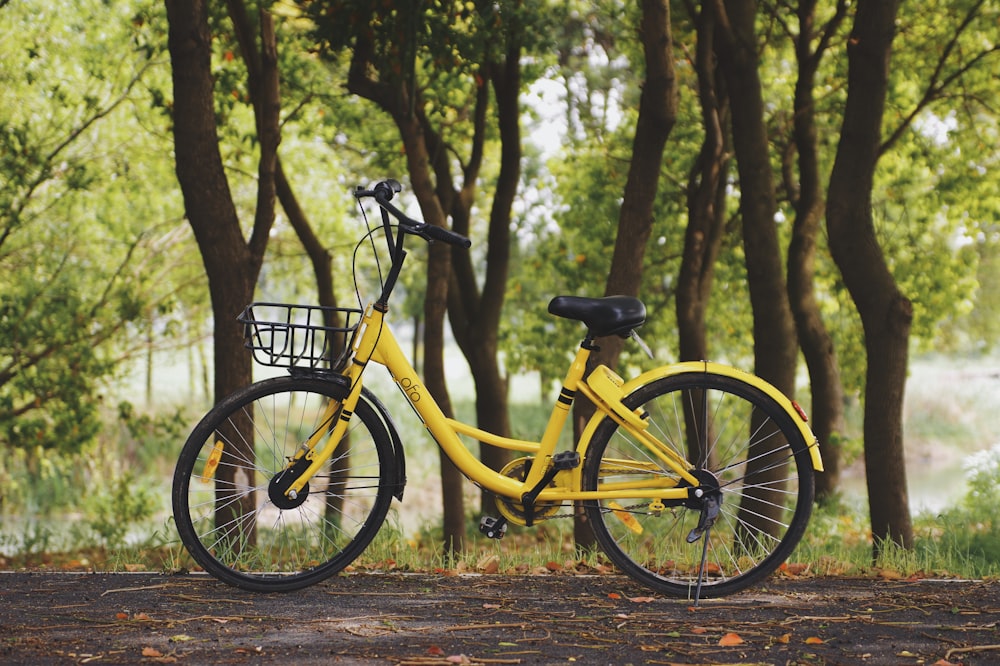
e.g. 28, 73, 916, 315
172, 179, 823, 599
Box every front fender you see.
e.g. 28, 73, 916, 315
359, 387, 407, 500
576, 361, 823, 472
298, 371, 407, 500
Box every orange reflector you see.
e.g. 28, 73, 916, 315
608, 501, 643, 535
201, 440, 224, 482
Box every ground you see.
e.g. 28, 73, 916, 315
1, 571, 998, 665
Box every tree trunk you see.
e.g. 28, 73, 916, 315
406, 134, 465, 557
676, 4, 729, 468
713, 0, 798, 394
347, 37, 467, 554
826, 0, 912, 553
786, 0, 849, 501
712, 0, 798, 538
447, 42, 520, 514
165, 0, 279, 548
677, 5, 728, 365
574, 0, 678, 547
228, 0, 354, 523
404, 133, 467, 558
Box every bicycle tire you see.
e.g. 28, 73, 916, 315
582, 372, 815, 598
172, 376, 396, 592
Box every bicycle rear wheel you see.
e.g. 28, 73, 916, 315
582, 372, 815, 598
172, 376, 396, 592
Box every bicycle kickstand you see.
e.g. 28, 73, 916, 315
686, 494, 720, 606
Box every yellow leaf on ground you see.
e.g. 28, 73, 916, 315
805, 636, 825, 644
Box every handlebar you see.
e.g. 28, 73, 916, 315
354, 179, 472, 249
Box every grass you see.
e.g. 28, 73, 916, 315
4, 485, 1000, 585
7, 506, 999, 585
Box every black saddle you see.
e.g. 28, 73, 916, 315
548, 295, 646, 338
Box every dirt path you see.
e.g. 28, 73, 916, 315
1, 571, 998, 665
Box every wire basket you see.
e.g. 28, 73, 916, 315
238, 302, 363, 370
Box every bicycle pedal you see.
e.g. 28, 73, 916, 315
479, 516, 507, 540
551, 451, 580, 470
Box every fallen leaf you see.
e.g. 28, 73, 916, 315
691, 626, 708, 635
115, 612, 129, 620
427, 646, 445, 657
628, 596, 656, 603
476, 554, 500, 574
782, 562, 809, 575
805, 636, 825, 644
169, 635, 194, 643
607, 592, 622, 600
774, 633, 791, 644
897, 650, 918, 658
142, 647, 163, 657
719, 632, 744, 646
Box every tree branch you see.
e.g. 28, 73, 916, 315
881, 0, 998, 154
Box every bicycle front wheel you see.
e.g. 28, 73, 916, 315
582, 372, 815, 598
172, 376, 397, 592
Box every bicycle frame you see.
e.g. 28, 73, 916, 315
278, 304, 712, 502
278, 300, 823, 507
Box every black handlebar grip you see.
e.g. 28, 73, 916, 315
372, 179, 401, 201
423, 223, 472, 248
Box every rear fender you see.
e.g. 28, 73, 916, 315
576, 361, 823, 472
